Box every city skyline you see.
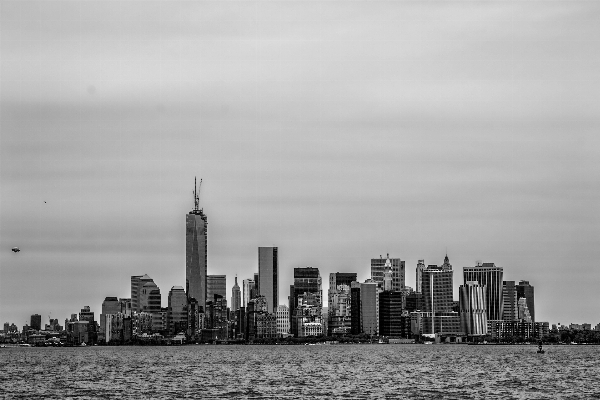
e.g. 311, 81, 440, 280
1, 1, 599, 327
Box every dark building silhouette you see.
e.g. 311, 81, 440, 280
405, 292, 422, 312
186, 178, 208, 311
350, 283, 361, 335
258, 247, 278, 313
379, 291, 404, 337
503, 281, 518, 321
30, 314, 41, 331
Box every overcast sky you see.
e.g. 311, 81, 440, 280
1, 1, 599, 327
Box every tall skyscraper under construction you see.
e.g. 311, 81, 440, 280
186, 178, 208, 311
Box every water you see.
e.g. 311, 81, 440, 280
1, 344, 599, 399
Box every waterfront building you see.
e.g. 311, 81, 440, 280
67, 320, 89, 345
276, 305, 290, 337
186, 177, 208, 311
167, 286, 188, 335
100, 297, 121, 341
459, 281, 488, 336
379, 291, 404, 337
487, 320, 549, 340
246, 296, 275, 340
132, 312, 153, 336
187, 297, 200, 338
30, 314, 41, 331
360, 280, 378, 336
294, 292, 324, 337
258, 247, 278, 313
256, 314, 277, 339
350, 282, 361, 335
416, 260, 425, 293
419, 312, 462, 335
516, 280, 535, 323
290, 267, 322, 337
463, 263, 504, 321
371, 254, 405, 292
242, 279, 255, 309
328, 272, 356, 335
231, 277, 241, 312
502, 281, 518, 321
207, 275, 227, 304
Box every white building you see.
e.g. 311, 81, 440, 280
276, 305, 290, 337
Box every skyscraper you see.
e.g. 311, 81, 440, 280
328, 272, 356, 335
290, 267, 322, 337
258, 247, 278, 313
131, 274, 155, 313
30, 314, 41, 331
463, 263, 504, 321
167, 286, 188, 335
242, 278, 255, 308
207, 275, 227, 302
516, 280, 535, 323
231, 277, 241, 312
422, 263, 454, 314
186, 177, 208, 311
502, 281, 518, 321
416, 260, 425, 293
360, 281, 378, 335
371, 254, 405, 291
379, 290, 404, 337
459, 281, 488, 336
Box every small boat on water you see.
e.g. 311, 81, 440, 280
537, 341, 545, 354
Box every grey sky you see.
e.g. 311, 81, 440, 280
1, 1, 599, 327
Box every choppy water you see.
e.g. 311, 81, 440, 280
1, 344, 599, 399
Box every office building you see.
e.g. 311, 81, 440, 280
422, 263, 454, 314
100, 297, 121, 341
416, 260, 425, 293
516, 280, 535, 323
371, 254, 405, 291
231, 277, 241, 312
276, 305, 290, 337
30, 314, 42, 331
139, 281, 161, 314
463, 263, 504, 321
360, 280, 378, 336
258, 247, 278, 313
503, 281, 518, 321
459, 281, 488, 336
350, 282, 361, 335
131, 274, 154, 313
186, 177, 208, 311
328, 272, 356, 335
167, 286, 188, 335
290, 267, 322, 336
242, 279, 255, 309
207, 275, 227, 303
379, 291, 404, 337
